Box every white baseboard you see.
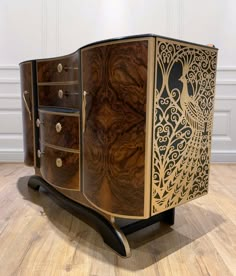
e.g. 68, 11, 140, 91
211, 151, 236, 163
0, 151, 24, 162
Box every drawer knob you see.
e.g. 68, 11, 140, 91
36, 118, 40, 127
55, 122, 62, 133
57, 63, 63, 73
58, 89, 64, 99
56, 158, 62, 167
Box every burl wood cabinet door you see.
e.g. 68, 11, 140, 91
81, 39, 151, 218
20, 62, 34, 166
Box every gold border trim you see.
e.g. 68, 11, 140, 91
38, 81, 79, 86
143, 37, 155, 218
39, 109, 80, 116
38, 105, 79, 110
151, 38, 159, 216
206, 50, 219, 194
156, 37, 218, 53
105, 224, 131, 258
41, 142, 80, 154
81, 37, 152, 52
40, 176, 80, 191
81, 195, 148, 219
35, 51, 78, 63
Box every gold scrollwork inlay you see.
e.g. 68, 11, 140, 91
152, 38, 218, 215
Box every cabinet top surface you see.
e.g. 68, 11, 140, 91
19, 33, 218, 65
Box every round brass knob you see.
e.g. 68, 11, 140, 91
58, 89, 63, 99
57, 63, 63, 73
36, 118, 40, 127
55, 122, 62, 133
56, 158, 62, 167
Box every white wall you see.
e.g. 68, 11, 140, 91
0, 0, 235, 162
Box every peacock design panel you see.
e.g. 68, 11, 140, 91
151, 38, 218, 215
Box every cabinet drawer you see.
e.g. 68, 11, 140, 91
40, 145, 80, 190
38, 110, 80, 150
38, 84, 80, 108
37, 52, 79, 83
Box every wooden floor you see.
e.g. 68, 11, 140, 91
0, 164, 236, 276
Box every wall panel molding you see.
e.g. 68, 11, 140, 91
0, 65, 19, 70
56, 0, 60, 55
41, 0, 47, 56
0, 63, 22, 162
0, 151, 23, 162
0, 1, 236, 162
0, 79, 20, 84
217, 66, 236, 71
178, 0, 184, 39
211, 151, 236, 163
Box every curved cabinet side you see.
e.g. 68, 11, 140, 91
20, 62, 34, 166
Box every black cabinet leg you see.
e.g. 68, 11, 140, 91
26, 175, 131, 257
26, 175, 176, 257
162, 208, 175, 225
28, 178, 40, 190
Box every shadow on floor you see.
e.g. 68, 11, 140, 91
17, 175, 225, 271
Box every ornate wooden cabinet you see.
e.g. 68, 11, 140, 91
20, 34, 218, 257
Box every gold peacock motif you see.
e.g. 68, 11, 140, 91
152, 39, 217, 215
179, 63, 205, 132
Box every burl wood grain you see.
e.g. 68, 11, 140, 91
38, 84, 80, 108
40, 145, 80, 190
82, 40, 148, 217
39, 111, 80, 150
37, 52, 79, 83
20, 62, 34, 166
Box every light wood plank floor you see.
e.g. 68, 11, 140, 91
0, 163, 236, 276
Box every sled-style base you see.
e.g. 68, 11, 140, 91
28, 176, 175, 257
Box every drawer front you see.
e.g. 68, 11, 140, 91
38, 84, 80, 108
40, 145, 80, 190
38, 111, 80, 150
37, 52, 79, 83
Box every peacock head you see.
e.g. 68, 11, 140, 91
178, 75, 186, 83
179, 63, 189, 83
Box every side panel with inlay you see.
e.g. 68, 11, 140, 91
151, 38, 218, 215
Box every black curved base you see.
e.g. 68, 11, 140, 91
28, 176, 175, 257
